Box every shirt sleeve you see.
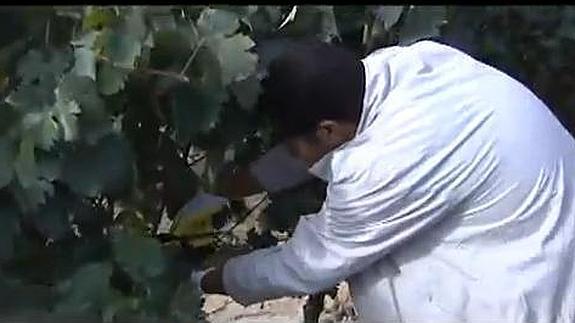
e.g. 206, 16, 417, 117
222, 165, 457, 306
249, 144, 314, 193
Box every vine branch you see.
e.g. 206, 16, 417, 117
180, 37, 206, 76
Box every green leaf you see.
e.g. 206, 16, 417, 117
72, 47, 97, 80
6, 77, 58, 113
197, 8, 240, 37
97, 61, 129, 95
101, 30, 143, 68
207, 34, 257, 85
245, 6, 283, 37
59, 76, 113, 144
36, 149, 62, 182
61, 75, 105, 116
171, 84, 224, 144
0, 138, 15, 188
399, 6, 447, 45
0, 104, 21, 137
112, 231, 166, 282
279, 6, 339, 42
13, 135, 37, 189
373, 5, 405, 30
0, 204, 20, 261
82, 7, 118, 31
61, 134, 135, 197
169, 281, 204, 322
151, 29, 197, 70
11, 179, 55, 212
53, 88, 81, 142
56, 262, 114, 313
27, 192, 71, 240
123, 6, 147, 41
230, 75, 262, 111
16, 49, 71, 85
29, 113, 59, 150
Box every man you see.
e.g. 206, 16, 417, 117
198, 40, 575, 322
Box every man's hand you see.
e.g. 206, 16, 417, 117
198, 245, 253, 296
200, 266, 227, 295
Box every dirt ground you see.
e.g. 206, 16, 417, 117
204, 282, 358, 323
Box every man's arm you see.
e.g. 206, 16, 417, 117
203, 162, 458, 305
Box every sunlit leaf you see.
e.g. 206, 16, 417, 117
207, 34, 257, 85
13, 135, 37, 189
197, 8, 240, 37
82, 7, 118, 31
100, 30, 143, 68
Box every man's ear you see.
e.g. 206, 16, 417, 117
316, 120, 339, 143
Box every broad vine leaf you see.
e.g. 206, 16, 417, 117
59, 76, 112, 144
197, 8, 240, 37
56, 262, 114, 313
373, 5, 404, 30
399, 6, 447, 45
97, 61, 129, 95
149, 8, 177, 32
71, 30, 99, 81
0, 138, 15, 188
27, 192, 71, 240
6, 77, 58, 113
151, 29, 197, 70
61, 75, 105, 116
53, 88, 81, 142
36, 149, 62, 182
171, 192, 229, 237
112, 231, 166, 282
13, 134, 37, 189
82, 7, 118, 31
123, 6, 147, 41
28, 113, 59, 150
207, 34, 257, 85
171, 84, 223, 144
169, 281, 205, 322
72, 47, 97, 80
101, 30, 143, 69
0, 204, 20, 261
11, 178, 55, 212
279, 6, 339, 42
61, 134, 135, 198
16, 49, 71, 85
230, 75, 261, 111
245, 6, 283, 37
0, 104, 20, 137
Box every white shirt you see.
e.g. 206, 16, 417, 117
222, 40, 575, 323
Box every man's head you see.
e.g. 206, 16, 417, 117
259, 40, 365, 166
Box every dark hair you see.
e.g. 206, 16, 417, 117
258, 40, 365, 139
